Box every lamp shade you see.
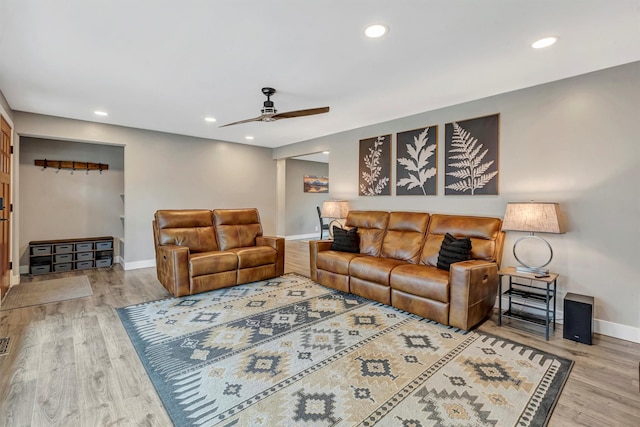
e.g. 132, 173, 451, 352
502, 202, 564, 234
321, 200, 349, 219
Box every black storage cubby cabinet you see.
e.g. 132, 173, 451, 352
498, 267, 559, 340
28, 236, 114, 275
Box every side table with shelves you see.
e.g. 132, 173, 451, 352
498, 267, 559, 340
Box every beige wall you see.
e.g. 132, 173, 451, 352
284, 159, 329, 237
13, 113, 278, 270
275, 62, 640, 338
18, 138, 124, 270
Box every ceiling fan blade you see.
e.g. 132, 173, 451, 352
272, 106, 330, 119
219, 115, 265, 128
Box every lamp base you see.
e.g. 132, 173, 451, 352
512, 234, 553, 276
516, 265, 549, 275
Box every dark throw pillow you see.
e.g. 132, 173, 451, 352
437, 233, 472, 271
331, 226, 360, 253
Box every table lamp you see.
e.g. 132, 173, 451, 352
321, 200, 350, 238
501, 202, 565, 274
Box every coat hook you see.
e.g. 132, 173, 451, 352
71, 161, 75, 175
42, 158, 47, 171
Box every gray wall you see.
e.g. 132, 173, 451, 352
275, 62, 640, 335
285, 159, 329, 237
13, 113, 278, 271
18, 138, 124, 269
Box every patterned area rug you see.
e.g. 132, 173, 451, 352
117, 274, 572, 427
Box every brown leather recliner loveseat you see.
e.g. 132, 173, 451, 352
153, 208, 284, 297
309, 211, 504, 330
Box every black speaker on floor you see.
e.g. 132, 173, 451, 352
563, 292, 594, 345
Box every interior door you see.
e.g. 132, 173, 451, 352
0, 116, 11, 299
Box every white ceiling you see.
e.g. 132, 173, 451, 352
1, 1, 638, 149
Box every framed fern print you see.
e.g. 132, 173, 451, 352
444, 113, 499, 195
359, 134, 391, 196
396, 126, 438, 195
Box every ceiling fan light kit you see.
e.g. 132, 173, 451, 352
220, 87, 329, 127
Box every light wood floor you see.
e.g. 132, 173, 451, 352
1, 240, 638, 426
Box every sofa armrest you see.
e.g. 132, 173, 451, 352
448, 260, 499, 330
308, 239, 333, 281
156, 244, 191, 297
256, 236, 285, 276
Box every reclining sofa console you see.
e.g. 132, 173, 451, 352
310, 211, 504, 330
153, 208, 284, 297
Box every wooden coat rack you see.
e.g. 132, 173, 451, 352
35, 159, 109, 172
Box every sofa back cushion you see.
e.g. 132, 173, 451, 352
381, 212, 430, 263
155, 210, 218, 253
345, 211, 389, 256
213, 208, 263, 250
420, 214, 503, 267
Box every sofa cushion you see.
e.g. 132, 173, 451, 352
228, 246, 277, 269
345, 211, 389, 257
420, 214, 503, 266
155, 210, 218, 253
317, 251, 361, 275
331, 226, 360, 253
381, 212, 429, 263
437, 233, 472, 270
390, 264, 450, 303
190, 251, 238, 276
213, 208, 263, 250
349, 256, 407, 286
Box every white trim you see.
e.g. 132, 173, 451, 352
285, 233, 322, 241
124, 259, 155, 271
497, 297, 640, 343
594, 319, 640, 344
11, 273, 20, 286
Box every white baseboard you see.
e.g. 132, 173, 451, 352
123, 259, 155, 271
497, 296, 640, 344
594, 319, 640, 343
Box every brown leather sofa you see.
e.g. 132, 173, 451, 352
309, 211, 504, 330
153, 208, 284, 297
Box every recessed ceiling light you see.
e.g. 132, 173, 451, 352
532, 36, 558, 49
364, 24, 388, 38
245, 136, 254, 140
204, 117, 216, 123
322, 151, 330, 154
94, 111, 108, 116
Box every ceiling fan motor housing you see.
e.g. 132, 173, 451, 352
261, 87, 277, 116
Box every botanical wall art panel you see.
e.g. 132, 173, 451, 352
444, 113, 499, 195
303, 175, 328, 193
359, 134, 391, 196
396, 126, 438, 195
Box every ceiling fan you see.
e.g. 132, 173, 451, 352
220, 87, 330, 127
